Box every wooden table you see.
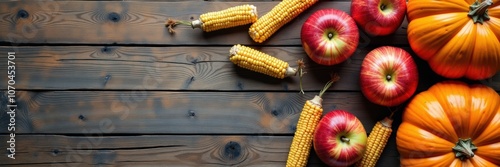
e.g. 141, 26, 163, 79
1, 0, 499, 166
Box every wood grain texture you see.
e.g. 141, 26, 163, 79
3, 46, 492, 91
0, 135, 302, 166
0, 134, 400, 166
0, 1, 408, 46
0, 90, 390, 134
1, 0, 497, 166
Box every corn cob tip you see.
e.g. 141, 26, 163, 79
248, 5, 258, 19
191, 19, 202, 29
380, 117, 393, 128
309, 95, 323, 107
285, 66, 298, 77
229, 44, 239, 57
248, 30, 261, 43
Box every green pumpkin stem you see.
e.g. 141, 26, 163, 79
468, 0, 493, 24
452, 138, 478, 161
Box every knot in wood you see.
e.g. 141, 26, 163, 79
52, 149, 60, 156
271, 109, 280, 117
188, 110, 196, 117
223, 141, 241, 160
104, 74, 112, 82
237, 81, 244, 90
184, 76, 195, 87
108, 12, 121, 22
103, 74, 112, 86
290, 123, 297, 132
78, 114, 86, 121
101, 46, 111, 53
282, 83, 289, 91
186, 54, 200, 64
17, 9, 29, 19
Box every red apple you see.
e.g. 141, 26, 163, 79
313, 110, 367, 167
360, 46, 418, 107
301, 9, 359, 66
350, 0, 407, 36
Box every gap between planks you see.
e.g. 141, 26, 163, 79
0, 90, 390, 134
2, 46, 491, 91
0, 134, 400, 166
0, 1, 408, 46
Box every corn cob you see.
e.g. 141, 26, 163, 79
166, 4, 258, 33
249, 0, 318, 43
355, 117, 393, 167
229, 44, 297, 79
286, 74, 340, 167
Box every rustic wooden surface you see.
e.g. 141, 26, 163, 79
1, 0, 499, 166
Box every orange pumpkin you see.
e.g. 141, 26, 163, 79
407, 0, 500, 80
396, 81, 500, 166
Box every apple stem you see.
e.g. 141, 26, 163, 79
328, 32, 334, 40
468, 0, 492, 24
380, 4, 386, 11
341, 136, 350, 143
386, 74, 392, 81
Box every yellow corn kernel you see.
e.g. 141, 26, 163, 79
286, 97, 323, 167
356, 117, 393, 167
166, 5, 258, 33
229, 44, 297, 79
249, 0, 318, 43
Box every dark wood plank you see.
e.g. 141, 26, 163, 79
0, 91, 389, 134
0, 1, 408, 46
2, 46, 487, 91
0, 46, 337, 91
0, 134, 400, 166
0, 135, 299, 166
